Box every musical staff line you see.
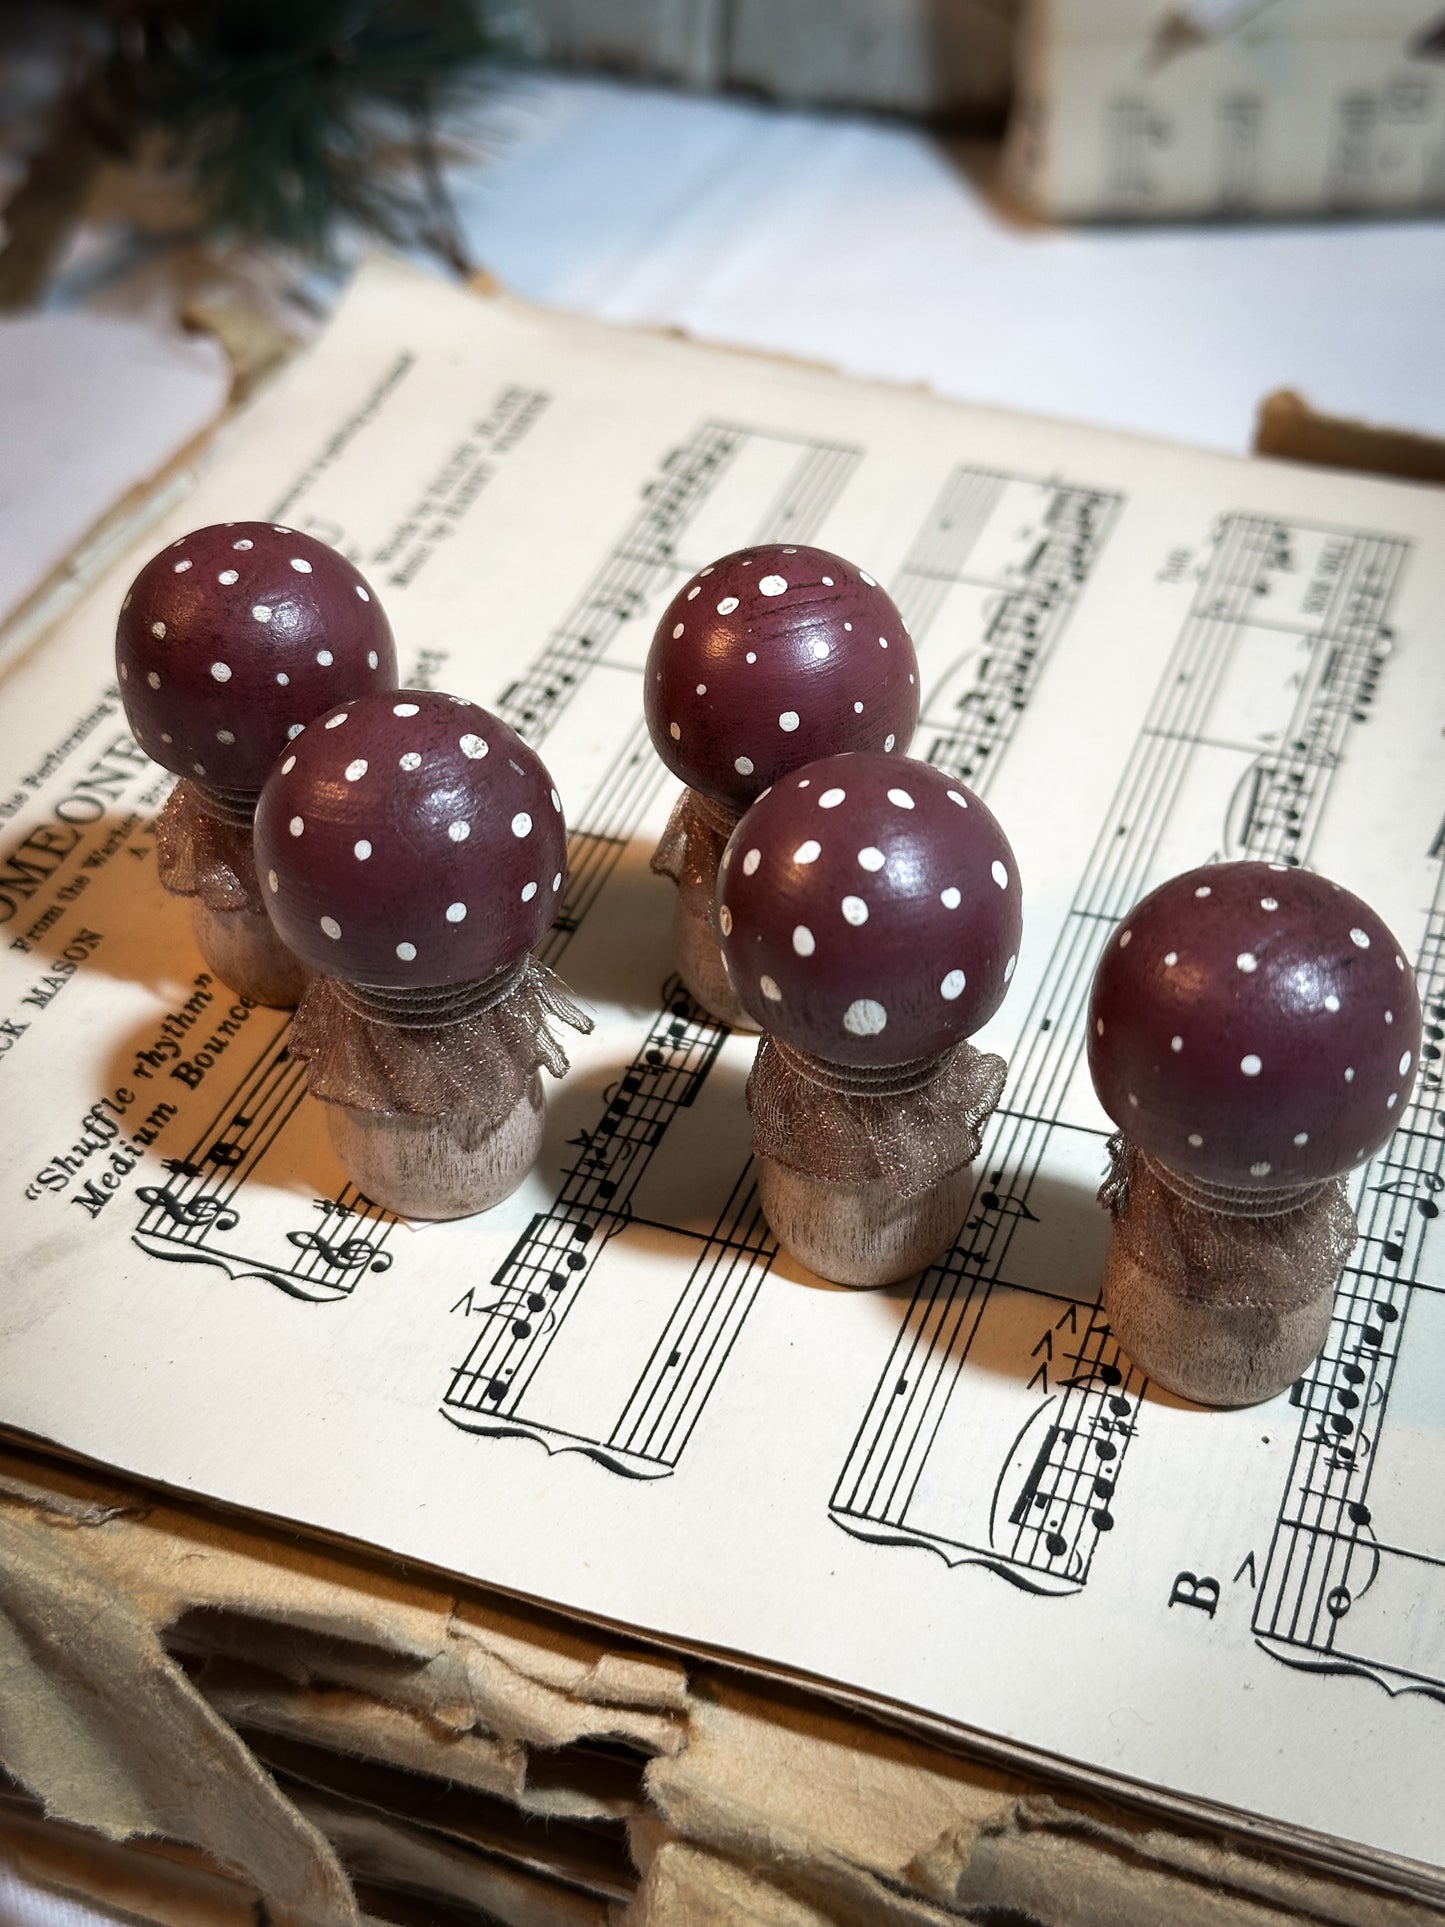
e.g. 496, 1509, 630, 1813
441, 979, 742, 1476
832, 512, 1410, 1593
1255, 844, 1445, 1697
439, 431, 869, 1465
899, 473, 1121, 788
133, 1027, 396, 1301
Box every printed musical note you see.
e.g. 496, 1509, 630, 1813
132, 1034, 394, 1303
901, 474, 1121, 785
441, 980, 744, 1475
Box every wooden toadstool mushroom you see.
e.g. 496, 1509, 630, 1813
645, 545, 920, 1027
117, 521, 397, 1006
254, 689, 591, 1220
717, 751, 1021, 1285
1088, 860, 1423, 1406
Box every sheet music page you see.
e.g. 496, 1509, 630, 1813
0, 257, 1442, 1889
1006, 0, 1445, 219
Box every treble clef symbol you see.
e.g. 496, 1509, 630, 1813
136, 1186, 240, 1231
286, 1229, 392, 1274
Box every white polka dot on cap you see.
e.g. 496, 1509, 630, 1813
843, 998, 887, 1035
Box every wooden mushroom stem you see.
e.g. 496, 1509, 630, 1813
289, 955, 592, 1220
1097, 1135, 1358, 1406
153, 779, 307, 1008
651, 785, 755, 1029
748, 1036, 1006, 1286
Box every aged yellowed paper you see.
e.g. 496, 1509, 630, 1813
0, 258, 1442, 1892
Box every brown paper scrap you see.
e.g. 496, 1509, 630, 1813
2, 1446, 1439, 1927
250, 1727, 636, 1903
628, 1825, 837, 1927
643, 1675, 1444, 1927
0, 1798, 261, 1927
0, 1508, 356, 1927
290, 1786, 614, 1927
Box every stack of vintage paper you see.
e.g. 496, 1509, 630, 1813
527, 0, 1445, 221
526, 0, 1018, 117
1004, 0, 1445, 218
5, 1441, 1439, 1926
0, 260, 1442, 1923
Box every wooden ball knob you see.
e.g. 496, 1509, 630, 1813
117, 523, 396, 787
644, 545, 920, 811
717, 752, 1021, 1065
255, 691, 568, 987
1088, 860, 1422, 1187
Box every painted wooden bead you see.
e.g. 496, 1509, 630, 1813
1088, 860, 1422, 1189
717, 752, 1021, 1065
644, 545, 920, 811
255, 691, 568, 987
117, 522, 396, 787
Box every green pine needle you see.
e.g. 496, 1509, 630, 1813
118, 0, 512, 261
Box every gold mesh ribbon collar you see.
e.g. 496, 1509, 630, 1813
153, 779, 262, 915
650, 787, 739, 917
1098, 1134, 1358, 1312
747, 1036, 1007, 1197
290, 955, 594, 1123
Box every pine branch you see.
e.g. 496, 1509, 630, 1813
0, 0, 510, 307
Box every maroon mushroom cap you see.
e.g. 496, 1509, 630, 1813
716, 752, 1021, 1066
644, 545, 920, 812
1087, 860, 1423, 1189
254, 690, 568, 988
117, 523, 397, 789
